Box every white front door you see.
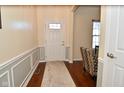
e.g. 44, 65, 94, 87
102, 6, 124, 87
45, 22, 65, 61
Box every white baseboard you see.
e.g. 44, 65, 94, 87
21, 61, 39, 87
39, 59, 72, 63
39, 59, 75, 63
65, 59, 70, 62
73, 58, 82, 61
39, 60, 45, 63
68, 60, 73, 63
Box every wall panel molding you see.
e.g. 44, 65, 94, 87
11, 56, 31, 87
0, 47, 40, 87
0, 71, 10, 87
97, 58, 104, 87
0, 46, 73, 87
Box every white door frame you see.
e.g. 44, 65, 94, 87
97, 6, 113, 87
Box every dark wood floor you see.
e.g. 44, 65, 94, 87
64, 61, 96, 87
27, 62, 46, 87
27, 61, 96, 87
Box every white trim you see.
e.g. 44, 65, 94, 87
69, 60, 73, 63
103, 6, 111, 62
40, 59, 76, 63
30, 54, 33, 69
73, 58, 82, 61
0, 71, 10, 87
39, 60, 45, 63
39, 46, 45, 60
65, 59, 70, 62
64, 60, 71, 64
7, 71, 10, 87
97, 58, 105, 87
40, 59, 71, 63
0, 46, 38, 70
98, 57, 105, 64
11, 67, 14, 87
98, 57, 106, 87
11, 55, 31, 87
21, 61, 39, 87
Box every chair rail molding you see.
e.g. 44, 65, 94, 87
0, 46, 40, 87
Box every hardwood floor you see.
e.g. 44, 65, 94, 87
27, 62, 46, 87
64, 61, 96, 87
27, 61, 96, 87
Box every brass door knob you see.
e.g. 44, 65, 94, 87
107, 53, 116, 59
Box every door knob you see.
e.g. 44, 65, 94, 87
107, 53, 116, 59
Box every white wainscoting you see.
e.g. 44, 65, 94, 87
22, 61, 39, 87
65, 47, 70, 61
39, 46, 45, 61
0, 46, 72, 87
11, 56, 31, 87
0, 71, 10, 87
97, 58, 104, 87
0, 47, 40, 87
39, 46, 71, 62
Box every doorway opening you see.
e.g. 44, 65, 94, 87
73, 5, 101, 86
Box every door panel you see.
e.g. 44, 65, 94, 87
110, 6, 124, 86
45, 22, 65, 61
113, 64, 124, 87
118, 11, 124, 50
102, 6, 124, 87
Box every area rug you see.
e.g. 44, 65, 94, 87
41, 61, 76, 87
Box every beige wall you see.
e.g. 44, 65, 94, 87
0, 5, 74, 64
73, 6, 100, 60
0, 6, 38, 64
36, 5, 73, 47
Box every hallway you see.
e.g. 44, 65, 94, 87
0, 6, 99, 87
27, 61, 96, 87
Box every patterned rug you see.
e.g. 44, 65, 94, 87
41, 61, 76, 87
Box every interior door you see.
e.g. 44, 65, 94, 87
103, 6, 124, 87
45, 22, 65, 61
